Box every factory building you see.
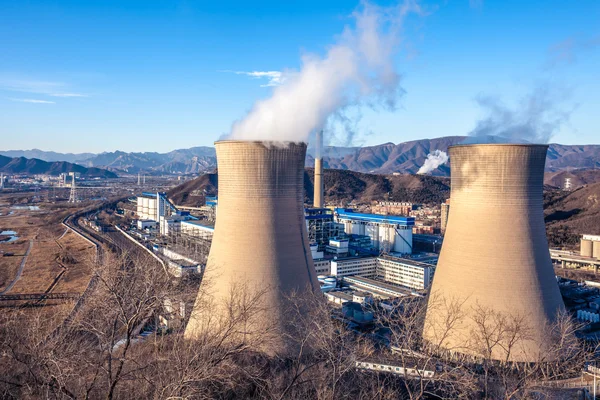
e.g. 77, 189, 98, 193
305, 208, 345, 250
423, 144, 565, 363
330, 257, 377, 278
581, 234, 600, 259
343, 276, 415, 298
334, 208, 414, 254
184, 141, 319, 354
376, 255, 434, 291
180, 220, 214, 241
136, 193, 158, 221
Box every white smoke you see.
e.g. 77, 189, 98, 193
417, 150, 449, 175
465, 84, 573, 144
227, 1, 421, 142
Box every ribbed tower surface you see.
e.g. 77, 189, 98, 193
423, 144, 565, 362
184, 141, 318, 352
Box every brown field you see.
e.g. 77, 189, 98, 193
0, 195, 96, 299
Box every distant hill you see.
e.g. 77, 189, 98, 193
545, 183, 600, 248
544, 169, 600, 189
76, 147, 216, 174
0, 155, 117, 178
5, 137, 600, 176
167, 169, 450, 207
0, 149, 95, 163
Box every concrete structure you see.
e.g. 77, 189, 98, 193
581, 239, 594, 258
335, 209, 414, 254
440, 199, 450, 235
184, 141, 319, 353
330, 256, 377, 278
376, 255, 434, 291
423, 144, 565, 363
581, 235, 600, 260
313, 130, 324, 208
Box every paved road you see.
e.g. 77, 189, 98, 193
0, 239, 33, 295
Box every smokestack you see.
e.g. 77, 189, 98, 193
423, 144, 564, 362
313, 130, 324, 208
185, 141, 319, 353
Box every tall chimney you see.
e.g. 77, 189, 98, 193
313, 130, 324, 208
185, 141, 319, 353
423, 144, 564, 362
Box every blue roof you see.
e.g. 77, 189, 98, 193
335, 208, 415, 226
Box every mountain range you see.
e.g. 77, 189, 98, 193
0, 155, 118, 178
2, 136, 600, 176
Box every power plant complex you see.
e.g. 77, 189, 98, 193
184, 141, 319, 351
423, 144, 565, 362
128, 138, 578, 365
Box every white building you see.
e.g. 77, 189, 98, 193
137, 219, 157, 230
334, 208, 414, 254
180, 220, 214, 240
330, 257, 377, 278
376, 255, 434, 291
137, 195, 158, 221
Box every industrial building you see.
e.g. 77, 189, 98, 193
184, 141, 319, 353
581, 235, 600, 259
180, 220, 214, 241
423, 144, 565, 363
376, 255, 434, 291
330, 257, 377, 278
334, 208, 414, 254
305, 208, 345, 250
343, 276, 415, 298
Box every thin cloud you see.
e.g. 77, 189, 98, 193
0, 78, 87, 97
9, 98, 56, 104
50, 93, 88, 97
545, 35, 600, 68
220, 70, 285, 87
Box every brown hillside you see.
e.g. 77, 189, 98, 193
168, 169, 450, 208
544, 183, 600, 248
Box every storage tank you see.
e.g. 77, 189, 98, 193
184, 141, 319, 353
393, 227, 412, 254
366, 224, 379, 248
351, 222, 361, 235
594, 241, 600, 260
581, 239, 593, 257
423, 144, 564, 363
378, 226, 395, 252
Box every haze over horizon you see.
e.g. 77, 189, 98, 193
1, 0, 599, 153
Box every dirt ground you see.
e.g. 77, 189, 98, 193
0, 194, 96, 298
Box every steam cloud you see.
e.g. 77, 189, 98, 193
465, 85, 572, 144
227, 1, 421, 142
417, 150, 448, 175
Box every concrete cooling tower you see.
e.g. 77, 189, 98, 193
423, 144, 564, 363
184, 141, 319, 352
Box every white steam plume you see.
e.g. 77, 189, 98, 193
465, 85, 573, 144
227, 1, 421, 142
417, 150, 448, 175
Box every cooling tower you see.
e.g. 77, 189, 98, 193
184, 141, 319, 352
314, 130, 324, 208
423, 144, 564, 363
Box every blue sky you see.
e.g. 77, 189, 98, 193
0, 0, 598, 153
